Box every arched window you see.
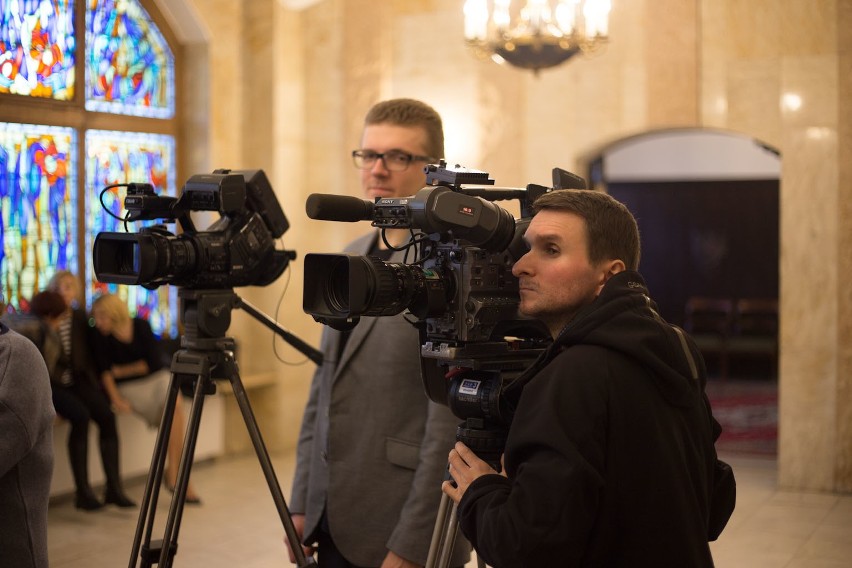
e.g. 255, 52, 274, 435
1, 0, 180, 336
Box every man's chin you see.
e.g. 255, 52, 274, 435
366, 189, 397, 200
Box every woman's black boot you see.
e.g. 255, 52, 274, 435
101, 436, 136, 508
68, 423, 103, 510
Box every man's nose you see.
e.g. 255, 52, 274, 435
512, 253, 530, 277
370, 156, 390, 175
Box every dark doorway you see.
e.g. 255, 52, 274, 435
608, 179, 779, 328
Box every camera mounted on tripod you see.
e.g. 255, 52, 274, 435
92, 170, 320, 568
93, 169, 296, 290
303, 161, 586, 429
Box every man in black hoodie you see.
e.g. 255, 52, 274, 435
441, 189, 735, 567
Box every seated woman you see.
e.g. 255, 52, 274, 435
14, 290, 134, 509
89, 293, 201, 503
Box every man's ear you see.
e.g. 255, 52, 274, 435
595, 259, 626, 294
605, 259, 626, 279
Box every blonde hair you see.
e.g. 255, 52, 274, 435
47, 270, 77, 293
92, 293, 132, 327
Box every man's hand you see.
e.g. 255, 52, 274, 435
380, 550, 421, 568
284, 513, 315, 564
441, 442, 503, 504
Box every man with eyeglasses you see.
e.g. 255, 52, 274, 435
289, 99, 470, 568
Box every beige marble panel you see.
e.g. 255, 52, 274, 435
781, 55, 839, 128
725, 59, 782, 148
780, 0, 838, 56
645, 0, 698, 125
699, 59, 730, 129
614, 1, 650, 132
778, 124, 839, 492
471, 65, 527, 186
835, 48, 852, 491
180, 42, 212, 175
725, 0, 782, 59
777, 52, 843, 490
699, 1, 728, 128
188, 0, 246, 168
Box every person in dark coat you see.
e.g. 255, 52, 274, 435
441, 189, 736, 567
0, 320, 54, 568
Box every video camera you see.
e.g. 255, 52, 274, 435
93, 169, 295, 290
303, 161, 585, 428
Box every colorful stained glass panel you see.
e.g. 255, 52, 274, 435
85, 129, 176, 336
0, 122, 77, 311
0, 0, 76, 100
85, 0, 175, 118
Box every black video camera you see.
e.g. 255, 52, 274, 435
302, 162, 586, 426
93, 169, 295, 290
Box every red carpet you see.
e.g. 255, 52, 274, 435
706, 380, 778, 456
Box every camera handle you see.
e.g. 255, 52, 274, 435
128, 288, 319, 567
426, 417, 505, 568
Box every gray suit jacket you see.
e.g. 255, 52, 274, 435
0, 323, 55, 568
291, 232, 469, 566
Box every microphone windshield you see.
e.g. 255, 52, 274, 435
306, 194, 374, 222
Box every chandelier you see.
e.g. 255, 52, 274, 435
463, 0, 611, 73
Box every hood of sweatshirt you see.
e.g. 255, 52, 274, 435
507, 270, 705, 409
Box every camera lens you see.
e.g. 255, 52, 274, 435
325, 258, 352, 313
303, 253, 449, 320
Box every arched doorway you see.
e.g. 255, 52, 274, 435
589, 128, 781, 456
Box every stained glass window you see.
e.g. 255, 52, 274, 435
2, 0, 179, 336
85, 0, 175, 118
85, 129, 177, 336
0, 0, 76, 100
0, 122, 77, 311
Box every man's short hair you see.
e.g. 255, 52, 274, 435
532, 190, 641, 270
364, 98, 445, 161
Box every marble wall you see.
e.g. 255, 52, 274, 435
171, 0, 852, 491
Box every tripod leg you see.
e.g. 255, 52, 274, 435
228, 369, 317, 567
157, 369, 209, 567
426, 491, 452, 567
426, 492, 460, 568
129, 368, 181, 568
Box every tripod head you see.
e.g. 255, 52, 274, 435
177, 288, 323, 366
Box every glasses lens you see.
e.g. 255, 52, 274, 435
382, 150, 412, 171
352, 150, 418, 171
353, 150, 378, 169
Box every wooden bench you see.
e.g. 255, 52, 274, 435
728, 298, 779, 378
684, 297, 734, 380
683, 296, 778, 381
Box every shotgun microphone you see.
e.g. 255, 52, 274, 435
305, 194, 374, 222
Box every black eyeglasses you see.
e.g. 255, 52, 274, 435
351, 149, 435, 172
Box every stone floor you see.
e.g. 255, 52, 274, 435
46, 450, 852, 567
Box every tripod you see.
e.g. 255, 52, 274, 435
426, 418, 505, 568
128, 288, 322, 568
